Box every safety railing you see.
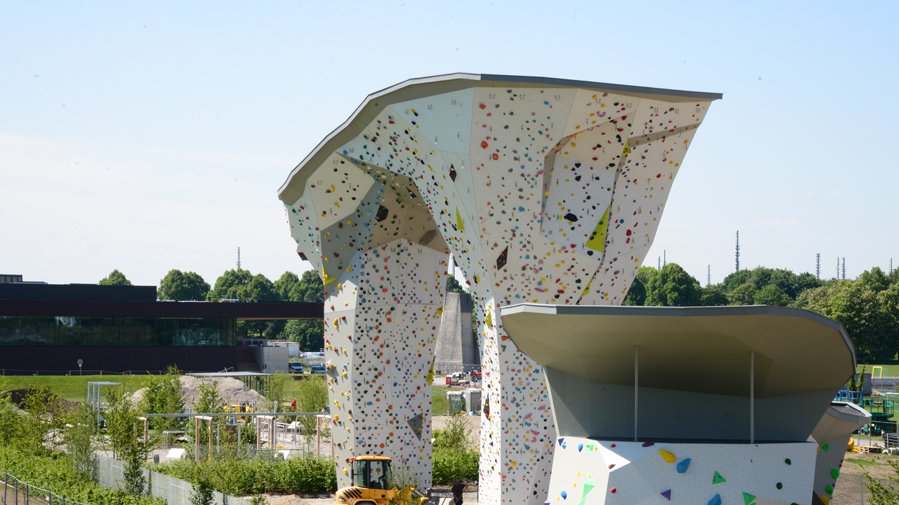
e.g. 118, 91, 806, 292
0, 471, 89, 505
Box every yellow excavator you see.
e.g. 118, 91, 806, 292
335, 455, 432, 505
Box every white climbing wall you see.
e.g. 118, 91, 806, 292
280, 74, 719, 504
547, 437, 816, 505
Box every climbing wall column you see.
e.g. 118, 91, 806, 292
324, 238, 447, 489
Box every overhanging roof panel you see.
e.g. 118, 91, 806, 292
500, 304, 855, 398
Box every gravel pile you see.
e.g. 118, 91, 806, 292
131, 376, 265, 409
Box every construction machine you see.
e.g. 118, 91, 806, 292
335, 455, 431, 505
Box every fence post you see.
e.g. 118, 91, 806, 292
23, 482, 28, 505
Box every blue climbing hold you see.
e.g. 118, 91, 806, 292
707, 493, 722, 505
677, 458, 691, 474
561, 490, 568, 500
578, 443, 584, 452
660, 489, 672, 501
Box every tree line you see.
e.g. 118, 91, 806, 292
99, 268, 324, 351
98, 262, 899, 363
622, 263, 899, 362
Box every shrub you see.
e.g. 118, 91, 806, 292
0, 445, 160, 505
432, 448, 479, 485
156, 455, 337, 496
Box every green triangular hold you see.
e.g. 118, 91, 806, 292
742, 491, 756, 505
712, 471, 727, 485
577, 479, 596, 505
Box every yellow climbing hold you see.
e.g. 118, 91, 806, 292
456, 208, 465, 231
585, 205, 611, 253
622, 141, 631, 158
658, 449, 676, 463
321, 266, 336, 285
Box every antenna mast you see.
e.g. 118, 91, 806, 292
735, 231, 741, 272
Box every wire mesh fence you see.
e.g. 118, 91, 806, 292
0, 471, 89, 505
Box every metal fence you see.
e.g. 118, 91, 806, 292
0, 471, 89, 505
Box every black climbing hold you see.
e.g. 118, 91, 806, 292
496, 246, 509, 270
376, 205, 389, 222
564, 213, 578, 222
449, 164, 457, 182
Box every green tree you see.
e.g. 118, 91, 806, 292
278, 270, 325, 348
728, 282, 757, 305
624, 267, 658, 306
293, 270, 324, 302
281, 319, 325, 351
265, 373, 289, 411
100, 269, 132, 286
645, 263, 700, 306
294, 378, 328, 438
138, 366, 184, 432
191, 381, 224, 448
158, 270, 210, 301
207, 269, 254, 301
274, 271, 301, 300
700, 284, 729, 306
754, 284, 792, 306
104, 386, 140, 459
876, 283, 899, 360
65, 405, 98, 483
859, 267, 891, 293
721, 269, 752, 293
446, 277, 466, 294
794, 281, 892, 361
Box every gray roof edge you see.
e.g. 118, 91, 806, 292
276, 73, 722, 202
500, 303, 857, 371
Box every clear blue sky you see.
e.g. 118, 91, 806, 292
1, 1, 897, 287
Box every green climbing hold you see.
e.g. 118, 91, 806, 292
577, 479, 596, 505
822, 443, 830, 452
742, 491, 757, 505
712, 471, 727, 485
825, 484, 834, 495
831, 468, 840, 480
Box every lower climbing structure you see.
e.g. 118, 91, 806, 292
501, 304, 867, 505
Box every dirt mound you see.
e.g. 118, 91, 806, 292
131, 376, 265, 410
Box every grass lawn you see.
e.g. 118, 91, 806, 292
432, 385, 448, 416
1, 374, 454, 416
0, 374, 153, 402
857, 363, 899, 377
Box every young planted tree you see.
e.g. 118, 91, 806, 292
65, 405, 98, 482
139, 366, 185, 433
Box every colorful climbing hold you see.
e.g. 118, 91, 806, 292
658, 449, 676, 463
609, 487, 617, 494
822, 443, 830, 452
577, 443, 584, 452
585, 205, 611, 253
561, 490, 567, 500
660, 489, 672, 501
742, 492, 757, 505
577, 479, 595, 505
676, 458, 691, 474
712, 471, 726, 485
831, 468, 840, 480
825, 484, 834, 495
641, 441, 655, 448
707, 493, 722, 505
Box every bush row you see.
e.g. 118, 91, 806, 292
0, 446, 161, 505
156, 456, 337, 496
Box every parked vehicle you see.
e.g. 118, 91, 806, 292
310, 363, 327, 374
288, 362, 304, 374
